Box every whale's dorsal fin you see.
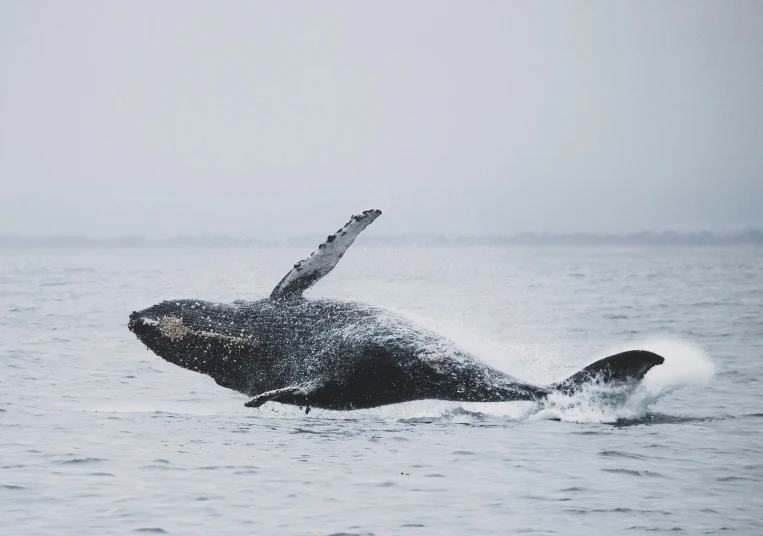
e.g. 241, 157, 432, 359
270, 209, 382, 301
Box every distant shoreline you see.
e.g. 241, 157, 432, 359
1, 230, 762, 249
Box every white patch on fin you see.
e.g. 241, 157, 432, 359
244, 386, 301, 407
270, 209, 382, 300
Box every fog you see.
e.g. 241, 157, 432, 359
1, 1, 761, 239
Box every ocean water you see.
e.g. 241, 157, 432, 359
1, 245, 761, 535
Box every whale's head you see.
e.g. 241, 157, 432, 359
128, 300, 260, 392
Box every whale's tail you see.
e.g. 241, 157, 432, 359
546, 350, 664, 395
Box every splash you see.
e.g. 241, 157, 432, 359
532, 338, 715, 423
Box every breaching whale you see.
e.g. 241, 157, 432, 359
128, 209, 664, 412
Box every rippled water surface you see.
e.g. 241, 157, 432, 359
1, 246, 762, 535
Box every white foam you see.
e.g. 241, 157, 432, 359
637, 338, 716, 392
531, 338, 715, 423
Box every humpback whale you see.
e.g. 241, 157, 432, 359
128, 210, 664, 411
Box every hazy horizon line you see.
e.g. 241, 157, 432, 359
2, 229, 762, 249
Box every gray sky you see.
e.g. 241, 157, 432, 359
1, 1, 761, 238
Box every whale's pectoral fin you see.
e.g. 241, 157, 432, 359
270, 209, 382, 301
245, 386, 301, 408
548, 350, 665, 395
